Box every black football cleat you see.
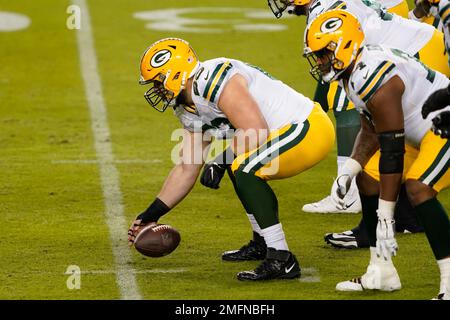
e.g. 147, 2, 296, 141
222, 232, 267, 261
236, 248, 301, 281
324, 221, 369, 249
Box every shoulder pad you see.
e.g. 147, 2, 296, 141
350, 48, 396, 103
192, 60, 234, 104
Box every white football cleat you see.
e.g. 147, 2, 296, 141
432, 293, 450, 300
302, 195, 361, 213
336, 263, 402, 292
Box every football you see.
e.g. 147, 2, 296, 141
134, 224, 181, 257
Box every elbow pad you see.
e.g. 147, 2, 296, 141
378, 130, 405, 174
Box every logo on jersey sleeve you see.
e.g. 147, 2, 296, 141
320, 17, 342, 33
150, 49, 172, 68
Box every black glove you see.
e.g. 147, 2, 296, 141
422, 85, 450, 119
431, 111, 450, 139
200, 162, 227, 189
200, 147, 235, 189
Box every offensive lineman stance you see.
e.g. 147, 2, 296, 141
269, 0, 449, 249
128, 38, 335, 281
304, 9, 450, 299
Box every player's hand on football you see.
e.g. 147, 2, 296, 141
127, 219, 156, 246
330, 174, 352, 209
200, 162, 227, 189
422, 87, 450, 119
431, 111, 450, 139
376, 218, 398, 260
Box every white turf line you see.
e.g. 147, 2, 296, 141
73, 0, 142, 300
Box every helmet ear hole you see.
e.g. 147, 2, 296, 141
343, 40, 351, 49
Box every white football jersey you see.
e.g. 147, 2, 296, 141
342, 44, 449, 147
439, 0, 450, 64
378, 0, 403, 8
175, 58, 314, 138
306, 0, 435, 55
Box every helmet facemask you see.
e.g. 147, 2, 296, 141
304, 42, 346, 83
142, 72, 180, 112
143, 81, 175, 112
268, 0, 293, 18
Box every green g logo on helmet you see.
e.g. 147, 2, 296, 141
320, 17, 343, 33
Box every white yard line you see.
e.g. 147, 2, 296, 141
73, 0, 142, 300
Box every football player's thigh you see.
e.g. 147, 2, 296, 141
386, 0, 409, 18
255, 105, 335, 180
419, 30, 450, 77
363, 144, 419, 182
406, 131, 450, 192
231, 123, 293, 174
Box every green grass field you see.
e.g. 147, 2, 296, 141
0, 0, 449, 300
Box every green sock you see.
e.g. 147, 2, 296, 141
415, 198, 450, 260
360, 193, 379, 247
234, 171, 279, 229
335, 108, 361, 157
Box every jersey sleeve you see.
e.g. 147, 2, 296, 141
350, 56, 397, 104
192, 60, 236, 106
439, 0, 450, 26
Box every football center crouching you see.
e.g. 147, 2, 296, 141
128, 38, 335, 281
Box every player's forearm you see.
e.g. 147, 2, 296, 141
351, 128, 379, 168
139, 164, 201, 223
379, 174, 402, 203
158, 163, 202, 208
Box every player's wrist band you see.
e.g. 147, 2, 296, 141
377, 199, 396, 220
138, 198, 170, 223
341, 158, 363, 179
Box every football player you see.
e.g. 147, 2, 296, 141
268, 1, 410, 216
418, 0, 450, 139
269, 0, 450, 249
128, 38, 335, 281
304, 9, 450, 299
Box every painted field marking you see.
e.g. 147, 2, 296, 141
0, 11, 31, 32
299, 267, 321, 283
73, 0, 141, 300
